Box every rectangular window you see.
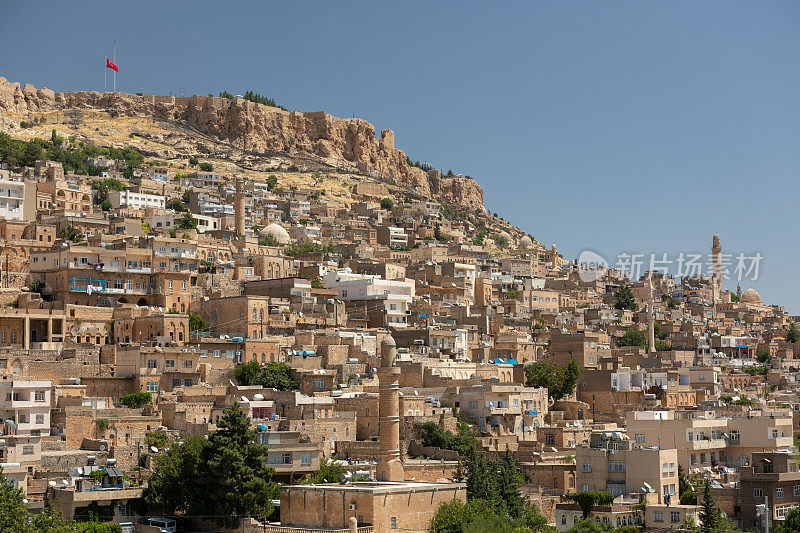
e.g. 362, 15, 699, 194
301, 452, 312, 465
35, 414, 44, 425
754, 488, 764, 498
581, 464, 592, 472
777, 488, 784, 499
34, 391, 45, 402
146, 381, 159, 392
165, 359, 175, 368
22, 445, 34, 455
670, 512, 680, 523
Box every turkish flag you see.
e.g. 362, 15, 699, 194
106, 58, 119, 72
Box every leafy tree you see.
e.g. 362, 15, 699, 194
678, 465, 697, 504
266, 175, 278, 190
565, 492, 615, 519
144, 404, 278, 528
176, 212, 197, 230
524, 359, 583, 401
776, 507, 800, 533
655, 340, 671, 352
165, 198, 186, 212
698, 480, 719, 530
259, 233, 280, 247
188, 312, 206, 332
492, 235, 509, 249
0, 468, 29, 533
379, 198, 393, 210
198, 162, 214, 172
613, 285, 637, 311
299, 458, 346, 484
29, 280, 45, 294
787, 325, 800, 343
419, 421, 480, 457
188, 156, 198, 166
58, 225, 84, 243
618, 329, 647, 347
119, 392, 152, 408
755, 347, 771, 364
234, 361, 299, 390
284, 241, 335, 257
145, 431, 169, 449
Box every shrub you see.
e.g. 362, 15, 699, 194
120, 392, 152, 408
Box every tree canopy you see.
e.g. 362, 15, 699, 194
142, 403, 278, 528
618, 329, 646, 347
234, 361, 299, 390
613, 285, 637, 311
524, 359, 583, 401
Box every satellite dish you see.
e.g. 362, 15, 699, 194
48, 480, 56, 487
241, 396, 249, 402
76, 467, 83, 475
150, 446, 158, 453
99, 445, 106, 451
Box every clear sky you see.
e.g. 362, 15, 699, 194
1, 1, 798, 311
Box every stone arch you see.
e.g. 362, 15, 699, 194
137, 298, 148, 306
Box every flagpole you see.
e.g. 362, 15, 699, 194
113, 41, 116, 92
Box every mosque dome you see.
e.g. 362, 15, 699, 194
741, 288, 761, 304
260, 223, 290, 244
519, 235, 533, 248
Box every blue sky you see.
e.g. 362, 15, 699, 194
1, 1, 798, 311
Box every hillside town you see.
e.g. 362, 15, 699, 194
0, 93, 799, 533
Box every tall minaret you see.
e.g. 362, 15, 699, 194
377, 334, 404, 482
711, 234, 721, 319
235, 176, 246, 238
648, 274, 656, 354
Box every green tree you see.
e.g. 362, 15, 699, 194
565, 492, 615, 519
299, 458, 346, 484
380, 198, 394, 210
58, 225, 84, 243
119, 392, 152, 408
776, 507, 800, 533
419, 421, 479, 457
259, 233, 280, 247
787, 324, 800, 343
492, 235, 509, 249
618, 329, 647, 347
613, 285, 637, 311
188, 312, 206, 332
176, 212, 197, 230
144, 404, 277, 528
0, 468, 30, 533
165, 198, 186, 212
234, 361, 299, 390
698, 480, 719, 530
198, 162, 214, 172
755, 347, 771, 364
524, 359, 583, 401
188, 156, 198, 166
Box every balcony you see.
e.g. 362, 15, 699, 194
688, 438, 726, 450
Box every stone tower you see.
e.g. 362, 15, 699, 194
235, 176, 246, 237
377, 334, 404, 482
648, 275, 656, 354
711, 234, 721, 319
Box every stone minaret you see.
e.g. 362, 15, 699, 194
711, 234, 721, 319
377, 334, 404, 482
648, 275, 656, 354
234, 176, 246, 237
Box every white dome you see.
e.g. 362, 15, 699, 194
519, 235, 533, 248
260, 223, 290, 244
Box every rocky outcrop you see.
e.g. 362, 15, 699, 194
0, 77, 484, 210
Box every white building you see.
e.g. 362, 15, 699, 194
0, 178, 25, 221
149, 213, 220, 233
323, 270, 415, 327
109, 190, 165, 210
0, 378, 52, 436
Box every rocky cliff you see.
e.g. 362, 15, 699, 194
0, 77, 484, 210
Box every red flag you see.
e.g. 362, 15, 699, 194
106, 58, 119, 72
